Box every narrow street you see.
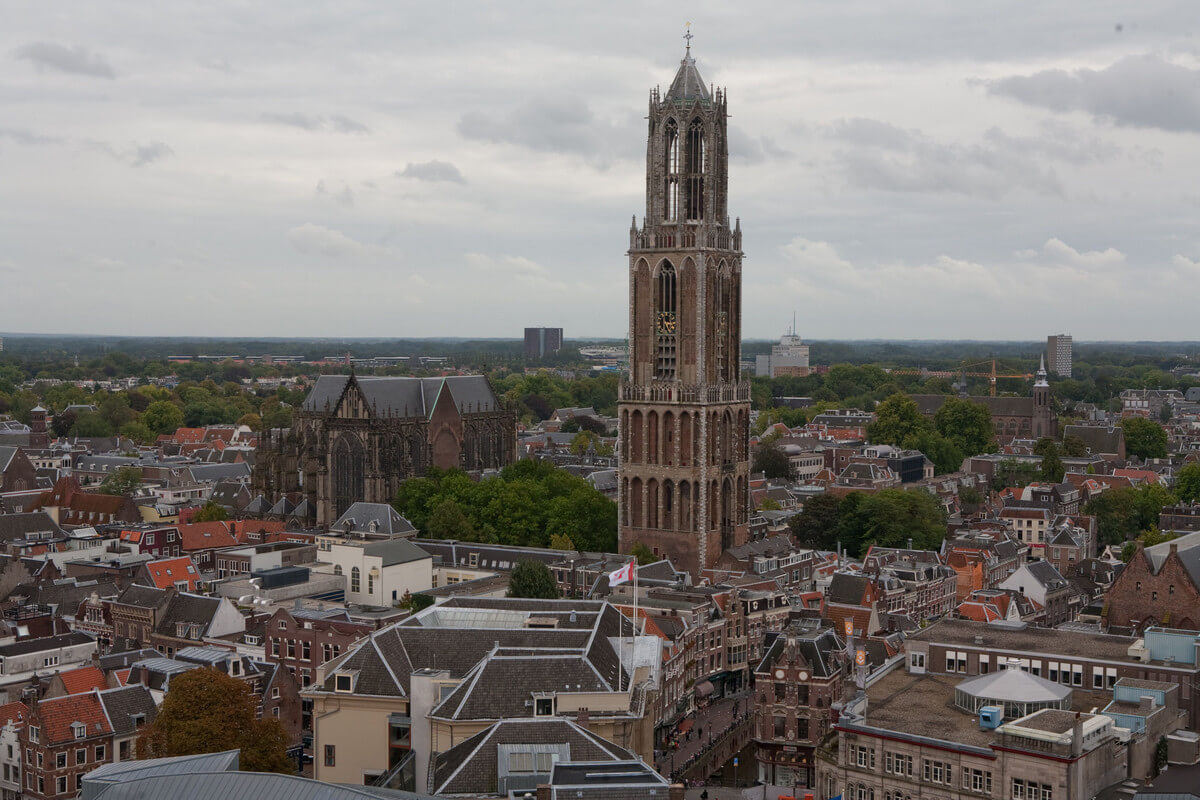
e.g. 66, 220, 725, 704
654, 690, 751, 783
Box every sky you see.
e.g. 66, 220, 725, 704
2, 1, 1200, 340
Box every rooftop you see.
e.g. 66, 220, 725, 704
910, 618, 1142, 663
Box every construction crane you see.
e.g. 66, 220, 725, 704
885, 359, 1034, 397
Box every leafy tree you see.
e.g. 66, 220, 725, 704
99, 466, 143, 497
1175, 462, 1200, 504
570, 431, 612, 456
70, 411, 115, 438
1034, 438, 1065, 483
237, 412, 262, 430
426, 498, 478, 541
561, 418, 580, 433
507, 560, 560, 599
1121, 530, 1179, 562
544, 489, 618, 552
790, 493, 843, 550
751, 438, 795, 481
50, 409, 76, 438
137, 668, 291, 773
991, 458, 1039, 490
759, 497, 782, 511
549, 532, 575, 551
119, 421, 155, 445
837, 489, 947, 556
1085, 484, 1177, 546
99, 393, 137, 430
1121, 417, 1168, 460
630, 542, 656, 566
868, 393, 932, 447
958, 485, 984, 507
934, 397, 995, 456
143, 400, 184, 436
904, 430, 964, 475
192, 501, 229, 522
1061, 434, 1088, 457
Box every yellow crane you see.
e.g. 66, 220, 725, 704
886, 359, 1034, 396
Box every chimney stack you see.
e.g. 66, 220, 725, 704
1070, 712, 1083, 758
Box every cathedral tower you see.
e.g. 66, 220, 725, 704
618, 42, 750, 579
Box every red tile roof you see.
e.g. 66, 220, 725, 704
58, 666, 107, 695
143, 557, 199, 590
113, 669, 131, 687
956, 600, 1002, 622
0, 701, 27, 729
175, 522, 238, 551
35, 691, 111, 744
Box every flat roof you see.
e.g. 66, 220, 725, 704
910, 618, 1142, 663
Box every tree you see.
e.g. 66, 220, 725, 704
137, 668, 291, 773
759, 497, 782, 511
426, 498, 477, 541
1085, 484, 1177, 546
51, 409, 76, 438
630, 542, 656, 566
1175, 462, 1200, 504
507, 560, 560, 599
70, 410, 114, 438
192, 501, 229, 522
868, 393, 932, 447
549, 532, 575, 551
99, 466, 143, 497
1034, 438, 1065, 483
790, 493, 842, 549
837, 489, 947, 556
143, 400, 184, 436
751, 438, 795, 481
958, 486, 984, 507
1121, 417, 1168, 461
119, 421, 155, 445
237, 412, 262, 431
904, 430, 964, 475
1061, 434, 1088, 457
934, 397, 995, 456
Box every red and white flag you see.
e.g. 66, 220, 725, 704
608, 560, 635, 586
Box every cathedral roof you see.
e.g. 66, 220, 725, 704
665, 51, 710, 103
302, 375, 500, 418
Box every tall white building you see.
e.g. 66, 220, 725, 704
1047, 334, 1072, 378
756, 331, 810, 378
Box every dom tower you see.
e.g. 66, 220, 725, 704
618, 42, 750, 579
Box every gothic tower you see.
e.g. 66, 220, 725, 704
618, 42, 750, 579
1032, 353, 1054, 439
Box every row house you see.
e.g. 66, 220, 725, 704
944, 529, 1025, 602
752, 620, 845, 790
117, 525, 182, 559
19, 685, 156, 800
1103, 533, 1200, 633
997, 561, 1078, 628
998, 505, 1053, 552
713, 535, 818, 593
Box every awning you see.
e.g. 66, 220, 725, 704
678, 718, 694, 733
695, 680, 715, 698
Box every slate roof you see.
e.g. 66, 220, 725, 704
433, 651, 609, 721
114, 584, 170, 608
83, 766, 440, 800
0, 511, 67, 542
302, 374, 500, 417
754, 625, 842, 678
363, 538, 431, 567
0, 630, 93, 657
187, 462, 252, 484
332, 502, 416, 536
431, 718, 635, 796
1142, 530, 1200, 587
154, 594, 223, 636
665, 50, 711, 102
99, 684, 158, 735
826, 573, 869, 605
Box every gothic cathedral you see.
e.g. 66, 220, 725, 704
618, 43, 751, 579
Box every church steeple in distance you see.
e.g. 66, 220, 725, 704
618, 34, 751, 580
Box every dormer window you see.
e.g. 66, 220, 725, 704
533, 696, 554, 716
334, 670, 358, 693
72, 723, 85, 739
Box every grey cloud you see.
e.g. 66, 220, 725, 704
984, 54, 1200, 133
827, 117, 1063, 198
398, 160, 466, 183
728, 127, 790, 164
457, 96, 635, 165
85, 139, 174, 167
316, 180, 355, 206
0, 128, 62, 146
261, 112, 370, 134
14, 42, 115, 78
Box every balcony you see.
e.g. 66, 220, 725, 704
619, 381, 750, 404
630, 224, 742, 253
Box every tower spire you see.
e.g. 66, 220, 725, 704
684, 22, 693, 56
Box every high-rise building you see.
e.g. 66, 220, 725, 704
755, 320, 810, 378
524, 327, 563, 358
617, 41, 750, 579
1047, 334, 1072, 378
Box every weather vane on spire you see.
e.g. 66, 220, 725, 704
684, 22, 693, 55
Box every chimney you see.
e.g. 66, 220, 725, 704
1070, 712, 1083, 758
577, 707, 589, 727
1139, 695, 1156, 713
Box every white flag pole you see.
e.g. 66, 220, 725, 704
630, 559, 638, 696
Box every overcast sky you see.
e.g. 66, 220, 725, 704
3, 2, 1199, 340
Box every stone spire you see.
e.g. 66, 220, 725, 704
1035, 353, 1048, 387
665, 34, 710, 102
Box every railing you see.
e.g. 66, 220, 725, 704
630, 225, 742, 252
619, 381, 751, 404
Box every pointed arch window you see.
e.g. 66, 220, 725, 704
654, 261, 678, 380
333, 436, 365, 518
716, 269, 731, 382
664, 119, 680, 221
685, 119, 705, 221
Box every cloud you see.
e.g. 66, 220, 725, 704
1039, 237, 1125, 268
14, 42, 115, 78
85, 140, 174, 167
261, 112, 370, 134
287, 224, 388, 258
315, 180, 355, 207
0, 128, 62, 146
398, 160, 466, 183
1172, 254, 1200, 273
826, 118, 1063, 198
728, 126, 790, 165
457, 96, 634, 165
984, 54, 1200, 133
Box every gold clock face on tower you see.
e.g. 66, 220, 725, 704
656, 311, 677, 334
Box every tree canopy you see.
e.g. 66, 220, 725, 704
506, 560, 560, 599
933, 397, 995, 456
137, 668, 292, 773
192, 501, 229, 522
867, 393, 929, 447
751, 438, 796, 481
1174, 462, 1200, 504
1084, 483, 1177, 546
790, 488, 947, 557
99, 466, 143, 497
394, 462, 617, 552
1121, 417, 1168, 461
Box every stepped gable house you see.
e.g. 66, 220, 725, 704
254, 374, 515, 526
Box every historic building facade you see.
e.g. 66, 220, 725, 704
911, 357, 1056, 445
618, 44, 751, 579
254, 374, 515, 526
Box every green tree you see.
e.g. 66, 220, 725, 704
544, 489, 618, 552
137, 668, 291, 773
868, 393, 932, 447
630, 542, 656, 566
425, 498, 478, 541
507, 560, 560, 599
70, 411, 114, 438
1061, 434, 1088, 457
1121, 417, 1168, 460
1175, 462, 1200, 504
549, 532, 575, 551
143, 400, 184, 436
1085, 484, 1177, 546
991, 458, 1039, 490
790, 493, 842, 549
119, 421, 155, 445
99, 393, 137, 430
837, 489, 947, 556
751, 438, 796, 481
99, 466, 143, 497
904, 430, 964, 475
934, 397, 995, 456
192, 501, 229, 522
1034, 438, 1065, 483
